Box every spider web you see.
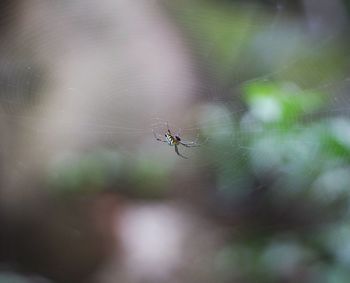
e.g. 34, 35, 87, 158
163, 0, 350, 174
1, 1, 350, 282
0, 0, 349, 190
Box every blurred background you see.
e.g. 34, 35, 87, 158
1, 0, 350, 282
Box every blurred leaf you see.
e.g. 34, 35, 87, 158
243, 81, 325, 124
47, 150, 123, 194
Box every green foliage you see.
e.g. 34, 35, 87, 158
46, 150, 172, 198
197, 78, 350, 281
201, 79, 350, 199
182, 2, 350, 279
244, 81, 325, 124
47, 150, 123, 195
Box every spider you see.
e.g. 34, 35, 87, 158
153, 123, 200, 159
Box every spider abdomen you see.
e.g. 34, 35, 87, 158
165, 134, 177, 146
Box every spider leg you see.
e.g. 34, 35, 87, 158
176, 127, 182, 138
180, 136, 209, 147
166, 122, 172, 135
153, 130, 167, 143
180, 141, 200, 147
175, 144, 188, 159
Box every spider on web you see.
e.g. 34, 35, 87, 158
152, 122, 200, 159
